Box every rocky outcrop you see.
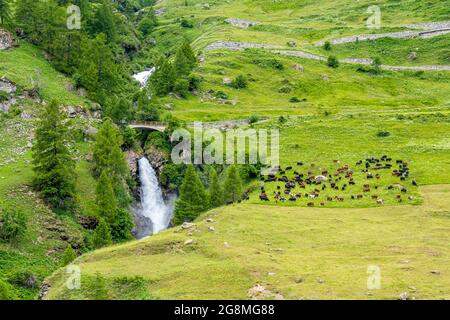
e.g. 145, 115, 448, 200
0, 78, 17, 112
205, 41, 282, 51
144, 145, 168, 172
225, 18, 260, 29
126, 149, 143, 177
0, 29, 16, 50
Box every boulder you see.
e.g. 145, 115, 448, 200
225, 18, 260, 29
287, 41, 297, 47
292, 64, 304, 72
407, 51, 417, 60
0, 29, 16, 50
0, 78, 16, 94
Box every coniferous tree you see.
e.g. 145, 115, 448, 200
15, 0, 41, 40
92, 219, 112, 248
90, 0, 117, 43
0, 0, 12, 26
61, 245, 77, 266
174, 41, 197, 76
223, 166, 243, 204
32, 100, 77, 209
209, 168, 224, 208
92, 119, 124, 177
149, 59, 176, 96
110, 208, 133, 242
78, 34, 121, 102
95, 171, 118, 223
174, 166, 210, 224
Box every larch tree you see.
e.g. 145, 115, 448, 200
209, 168, 224, 208
223, 165, 243, 204
32, 100, 77, 209
174, 166, 210, 224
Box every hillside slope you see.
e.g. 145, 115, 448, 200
44, 185, 450, 300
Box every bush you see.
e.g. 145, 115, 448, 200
278, 116, 287, 124
278, 86, 292, 94
327, 56, 339, 68
249, 115, 259, 124
174, 78, 190, 98
324, 41, 332, 51
0, 208, 27, 243
377, 131, 391, 137
8, 270, 39, 289
61, 246, 77, 266
230, 75, 248, 89
180, 18, 193, 28
215, 91, 229, 99
188, 75, 202, 91
290, 97, 301, 103
252, 58, 284, 70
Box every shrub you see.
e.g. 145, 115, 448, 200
230, 75, 248, 89
61, 245, 77, 266
252, 58, 284, 70
278, 116, 287, 124
327, 56, 339, 68
0, 208, 27, 243
92, 219, 112, 249
278, 86, 292, 94
290, 97, 301, 103
324, 41, 332, 51
249, 115, 260, 124
377, 131, 391, 137
180, 18, 193, 28
215, 91, 229, 99
174, 78, 190, 98
8, 270, 38, 289
188, 75, 202, 91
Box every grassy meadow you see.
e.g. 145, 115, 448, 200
44, 184, 450, 300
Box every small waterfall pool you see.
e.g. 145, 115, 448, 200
136, 157, 173, 238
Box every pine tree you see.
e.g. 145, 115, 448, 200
223, 166, 243, 204
61, 245, 77, 266
95, 171, 118, 223
90, 0, 117, 43
174, 166, 210, 224
149, 59, 176, 96
209, 168, 224, 208
92, 119, 124, 177
0, 0, 12, 26
92, 219, 112, 248
15, 0, 41, 40
174, 41, 197, 76
78, 34, 121, 101
110, 208, 134, 242
32, 100, 77, 209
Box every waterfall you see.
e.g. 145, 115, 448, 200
137, 157, 172, 236
132, 67, 156, 88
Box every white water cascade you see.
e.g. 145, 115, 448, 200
137, 157, 172, 236
132, 67, 156, 88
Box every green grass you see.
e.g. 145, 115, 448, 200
0, 42, 86, 106
165, 49, 450, 121
44, 184, 450, 300
306, 36, 450, 66
0, 118, 85, 299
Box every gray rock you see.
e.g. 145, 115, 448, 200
225, 18, 260, 29
0, 29, 16, 50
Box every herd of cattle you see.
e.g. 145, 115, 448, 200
257, 155, 417, 207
